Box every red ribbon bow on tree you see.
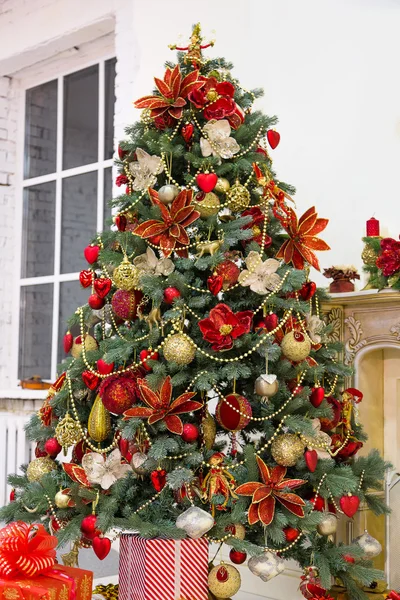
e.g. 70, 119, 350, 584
0, 522, 58, 579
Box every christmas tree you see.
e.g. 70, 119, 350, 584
3, 24, 390, 600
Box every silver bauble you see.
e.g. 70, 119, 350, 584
317, 513, 338, 536
353, 530, 382, 559
176, 505, 214, 539
158, 184, 179, 205
254, 374, 279, 399
248, 551, 285, 582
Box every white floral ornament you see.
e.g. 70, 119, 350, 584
82, 448, 132, 490
304, 418, 331, 459
238, 251, 281, 295
200, 119, 240, 160
306, 313, 325, 344
133, 247, 175, 277
129, 148, 164, 191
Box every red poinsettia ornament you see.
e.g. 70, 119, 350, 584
123, 376, 203, 435
134, 65, 202, 121
235, 455, 306, 526
198, 303, 253, 351
241, 206, 272, 248
133, 188, 200, 257
376, 237, 400, 277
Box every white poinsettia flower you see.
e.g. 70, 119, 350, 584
200, 119, 240, 159
238, 251, 281, 295
82, 448, 132, 490
133, 247, 175, 277
129, 148, 164, 191
306, 313, 325, 344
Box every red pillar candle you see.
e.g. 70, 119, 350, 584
366, 217, 380, 236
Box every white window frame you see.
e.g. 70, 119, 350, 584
12, 54, 116, 388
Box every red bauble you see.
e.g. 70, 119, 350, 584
304, 449, 318, 473
84, 245, 100, 264
215, 260, 240, 290
320, 397, 341, 431
311, 494, 325, 512
94, 278, 112, 299
82, 370, 101, 391
97, 359, 115, 375
150, 469, 167, 492
299, 281, 317, 301
343, 554, 355, 564
88, 293, 105, 310
339, 494, 360, 518
81, 514, 98, 536
92, 536, 111, 560
207, 275, 223, 296
79, 269, 93, 288
99, 372, 140, 415
44, 437, 62, 458
216, 393, 252, 432
111, 289, 138, 320
181, 423, 199, 443
139, 349, 159, 371
115, 215, 127, 231
229, 549, 247, 564
267, 129, 280, 149
283, 527, 299, 542
196, 173, 218, 193
310, 387, 325, 408
181, 123, 194, 144
63, 332, 73, 353
163, 287, 181, 304
9, 489, 15, 502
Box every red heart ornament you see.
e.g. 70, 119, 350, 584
264, 312, 279, 331
94, 278, 112, 299
267, 129, 280, 149
181, 123, 194, 144
115, 215, 127, 232
207, 275, 224, 296
79, 270, 93, 288
93, 536, 111, 560
97, 358, 115, 375
304, 449, 318, 473
63, 332, 73, 353
84, 245, 100, 264
82, 370, 101, 390
310, 387, 325, 408
196, 173, 218, 193
150, 469, 167, 492
340, 494, 360, 518
299, 281, 317, 301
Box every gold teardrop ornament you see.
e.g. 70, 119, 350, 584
88, 394, 112, 442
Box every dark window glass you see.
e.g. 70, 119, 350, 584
63, 65, 99, 169
104, 58, 116, 160
19, 284, 53, 380
21, 182, 56, 278
24, 80, 57, 179
61, 172, 97, 273
103, 167, 112, 228
57, 281, 89, 364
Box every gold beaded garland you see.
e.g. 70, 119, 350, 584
271, 433, 305, 467
226, 181, 250, 212
26, 457, 57, 482
113, 258, 140, 291
163, 333, 196, 365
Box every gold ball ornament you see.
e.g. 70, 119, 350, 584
27, 457, 57, 482
215, 177, 231, 194
226, 523, 246, 540
226, 181, 250, 212
271, 433, 305, 467
163, 333, 196, 365
254, 374, 279, 399
55, 413, 83, 449
317, 513, 338, 536
113, 258, 140, 291
208, 563, 241, 599
194, 192, 220, 218
55, 490, 71, 509
158, 184, 179, 205
361, 243, 378, 266
71, 334, 97, 359
280, 331, 311, 362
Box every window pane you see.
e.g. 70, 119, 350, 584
103, 167, 112, 229
21, 182, 56, 278
58, 281, 89, 364
63, 65, 99, 169
61, 172, 97, 273
24, 80, 57, 179
19, 284, 53, 380
104, 58, 116, 159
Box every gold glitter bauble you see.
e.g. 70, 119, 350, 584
215, 177, 231, 194
71, 334, 97, 359
55, 490, 71, 509
361, 243, 378, 266
226, 181, 250, 212
27, 457, 57, 482
228, 523, 246, 540
317, 513, 338, 536
280, 331, 311, 362
254, 374, 279, 398
163, 334, 196, 365
113, 258, 140, 291
194, 192, 220, 218
208, 563, 241, 598
271, 433, 305, 467
88, 394, 112, 442
55, 413, 83, 449
202, 410, 217, 450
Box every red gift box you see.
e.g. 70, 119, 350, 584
119, 535, 209, 600
0, 565, 93, 600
